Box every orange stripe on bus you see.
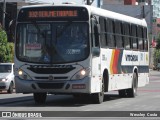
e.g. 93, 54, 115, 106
112, 50, 120, 74
110, 50, 115, 74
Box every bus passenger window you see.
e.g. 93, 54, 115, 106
131, 25, 138, 50
124, 23, 130, 50
107, 19, 115, 48
99, 17, 106, 48
144, 40, 148, 51
115, 21, 123, 49
138, 27, 143, 50
105, 19, 109, 47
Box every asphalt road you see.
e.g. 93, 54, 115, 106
0, 70, 160, 120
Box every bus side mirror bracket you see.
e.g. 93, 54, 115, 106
92, 47, 100, 57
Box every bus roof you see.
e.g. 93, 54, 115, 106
19, 4, 147, 27
88, 6, 147, 27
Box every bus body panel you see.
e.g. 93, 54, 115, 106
100, 48, 149, 91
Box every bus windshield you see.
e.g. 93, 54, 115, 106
16, 22, 89, 64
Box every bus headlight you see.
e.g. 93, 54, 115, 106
18, 70, 23, 75
18, 69, 32, 80
71, 68, 90, 80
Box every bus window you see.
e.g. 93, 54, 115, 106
105, 18, 109, 47
124, 23, 131, 50
99, 17, 106, 48
115, 21, 123, 49
143, 27, 148, 51
108, 19, 115, 48
91, 17, 100, 47
131, 24, 138, 50
121, 22, 124, 48
17, 24, 51, 60
138, 26, 143, 50
144, 39, 148, 51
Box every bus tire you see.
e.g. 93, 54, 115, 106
92, 77, 104, 104
7, 82, 14, 94
126, 73, 138, 97
33, 93, 47, 104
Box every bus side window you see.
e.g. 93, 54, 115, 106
105, 18, 109, 47
124, 23, 131, 50
99, 17, 106, 48
108, 19, 115, 48
115, 20, 123, 49
143, 27, 148, 51
138, 26, 143, 51
131, 24, 138, 50
91, 17, 100, 47
121, 22, 125, 48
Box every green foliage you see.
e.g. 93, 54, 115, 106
154, 34, 160, 66
6, 42, 14, 62
154, 49, 160, 66
0, 27, 14, 63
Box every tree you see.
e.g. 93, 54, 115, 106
154, 34, 160, 67
0, 25, 14, 62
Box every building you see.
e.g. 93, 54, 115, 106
103, 0, 124, 4
152, 0, 160, 41
152, 0, 160, 18
101, 0, 152, 33
0, 0, 47, 42
103, 0, 150, 5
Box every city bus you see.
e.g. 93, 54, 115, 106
14, 4, 149, 104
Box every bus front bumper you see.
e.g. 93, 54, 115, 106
15, 76, 90, 94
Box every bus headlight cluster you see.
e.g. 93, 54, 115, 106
18, 69, 32, 80
71, 68, 90, 80
18, 70, 23, 75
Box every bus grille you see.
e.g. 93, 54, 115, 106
37, 83, 64, 89
35, 76, 68, 80
28, 67, 75, 74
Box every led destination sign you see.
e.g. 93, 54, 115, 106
17, 6, 89, 21
28, 10, 78, 18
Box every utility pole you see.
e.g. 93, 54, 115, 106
2, 0, 6, 29
142, 5, 145, 18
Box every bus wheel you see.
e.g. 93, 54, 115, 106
33, 93, 47, 104
118, 89, 127, 97
92, 78, 104, 104
126, 73, 138, 97
7, 82, 14, 94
